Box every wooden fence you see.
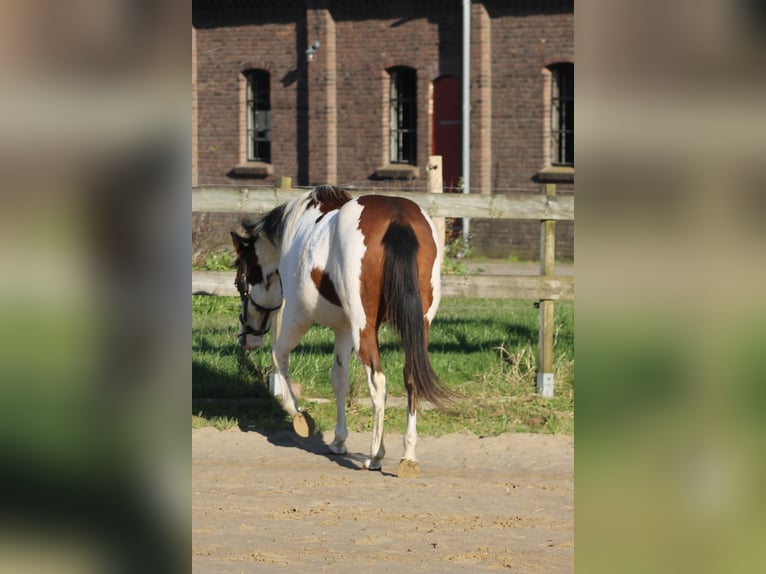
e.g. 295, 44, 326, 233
192, 157, 574, 396
192, 186, 573, 221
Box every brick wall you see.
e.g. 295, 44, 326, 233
475, 1, 574, 261
471, 219, 574, 261
195, 2, 306, 185
487, 2, 573, 192
192, 0, 574, 261
192, 26, 198, 187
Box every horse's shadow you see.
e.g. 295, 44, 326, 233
264, 429, 385, 473
193, 351, 388, 473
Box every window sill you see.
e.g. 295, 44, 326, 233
229, 161, 274, 178
534, 166, 574, 184
374, 163, 420, 180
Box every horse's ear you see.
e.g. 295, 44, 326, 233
230, 232, 249, 255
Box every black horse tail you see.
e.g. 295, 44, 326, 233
381, 221, 452, 412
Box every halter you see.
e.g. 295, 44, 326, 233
235, 262, 282, 338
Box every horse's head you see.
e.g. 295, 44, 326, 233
230, 229, 282, 349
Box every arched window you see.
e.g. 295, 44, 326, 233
549, 63, 573, 166
244, 69, 271, 163
388, 67, 417, 165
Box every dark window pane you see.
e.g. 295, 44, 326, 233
245, 69, 271, 163
389, 67, 417, 164
550, 63, 573, 166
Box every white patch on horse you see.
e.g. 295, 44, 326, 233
422, 206, 443, 324
326, 199, 367, 349
278, 200, 345, 329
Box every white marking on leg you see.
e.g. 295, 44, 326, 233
270, 313, 310, 418
329, 329, 352, 455
272, 351, 299, 417
402, 408, 418, 461
364, 365, 387, 470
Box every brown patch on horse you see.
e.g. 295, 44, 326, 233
230, 232, 265, 286
306, 185, 353, 215
356, 195, 436, 319
354, 195, 438, 376
311, 267, 342, 306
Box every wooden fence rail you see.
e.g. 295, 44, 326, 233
192, 186, 574, 221
192, 270, 573, 301
192, 161, 573, 396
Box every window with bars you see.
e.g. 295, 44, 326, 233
550, 63, 573, 166
245, 69, 271, 163
388, 67, 417, 165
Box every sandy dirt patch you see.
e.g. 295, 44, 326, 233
193, 427, 573, 572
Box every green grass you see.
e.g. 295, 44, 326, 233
193, 250, 235, 271
441, 258, 469, 274
193, 296, 574, 436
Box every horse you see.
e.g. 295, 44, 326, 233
230, 185, 451, 477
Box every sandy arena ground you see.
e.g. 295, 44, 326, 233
193, 427, 573, 572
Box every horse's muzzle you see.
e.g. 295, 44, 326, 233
238, 331, 264, 350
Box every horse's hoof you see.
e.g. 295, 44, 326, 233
328, 441, 347, 455
396, 459, 421, 479
292, 412, 315, 438
363, 458, 382, 471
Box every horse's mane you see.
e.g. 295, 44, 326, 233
240, 185, 350, 245
241, 203, 286, 244
307, 185, 352, 212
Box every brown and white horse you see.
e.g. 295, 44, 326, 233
231, 185, 450, 476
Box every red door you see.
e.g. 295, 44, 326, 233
432, 75, 462, 191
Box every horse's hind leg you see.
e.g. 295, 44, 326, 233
329, 329, 353, 455
397, 373, 422, 478
397, 316, 433, 478
362, 362, 387, 470
359, 332, 386, 469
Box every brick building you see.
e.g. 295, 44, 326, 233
192, 0, 573, 260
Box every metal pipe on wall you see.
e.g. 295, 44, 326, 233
461, 0, 471, 252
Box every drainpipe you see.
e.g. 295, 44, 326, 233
461, 0, 471, 253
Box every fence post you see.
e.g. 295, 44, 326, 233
278, 176, 292, 191
427, 155, 446, 254
536, 183, 556, 397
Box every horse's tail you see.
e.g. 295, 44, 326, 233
381, 221, 452, 412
